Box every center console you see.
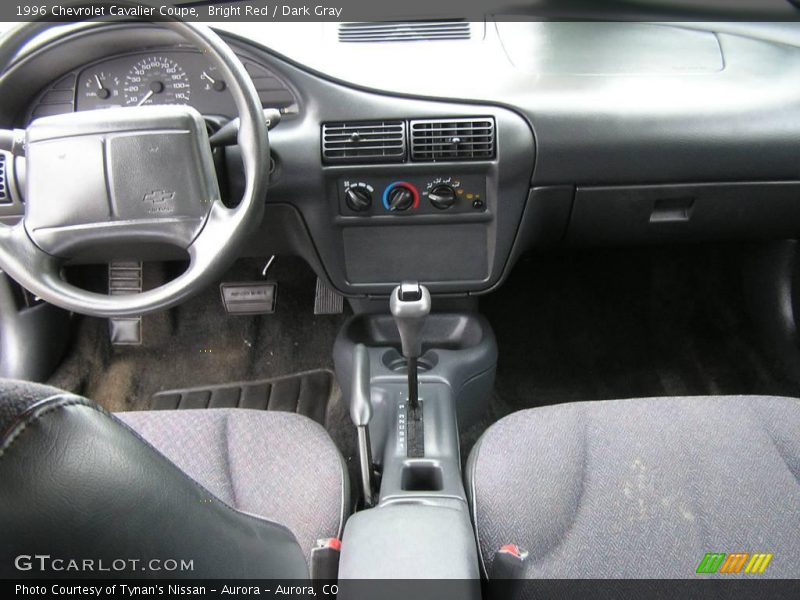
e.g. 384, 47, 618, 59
333, 284, 496, 590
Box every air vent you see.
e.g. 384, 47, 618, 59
322, 121, 406, 164
0, 154, 8, 204
410, 118, 496, 161
339, 21, 471, 43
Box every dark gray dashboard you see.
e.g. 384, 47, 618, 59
222, 20, 800, 185
3, 20, 800, 299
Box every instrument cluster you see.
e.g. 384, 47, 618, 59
77, 51, 233, 114
59, 49, 298, 118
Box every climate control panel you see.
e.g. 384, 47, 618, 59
337, 174, 487, 217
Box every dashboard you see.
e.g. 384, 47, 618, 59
4, 21, 800, 299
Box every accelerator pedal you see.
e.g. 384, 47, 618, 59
314, 277, 343, 315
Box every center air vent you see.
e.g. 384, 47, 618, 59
339, 21, 471, 43
322, 121, 406, 164
0, 154, 8, 203
410, 118, 496, 161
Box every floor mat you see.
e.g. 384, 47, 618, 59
151, 370, 336, 427
462, 244, 799, 459
49, 256, 349, 410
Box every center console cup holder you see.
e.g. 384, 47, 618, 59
401, 462, 444, 492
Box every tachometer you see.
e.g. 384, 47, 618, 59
123, 56, 191, 106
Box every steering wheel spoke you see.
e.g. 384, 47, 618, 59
0, 221, 61, 291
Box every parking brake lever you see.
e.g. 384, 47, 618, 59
350, 343, 375, 507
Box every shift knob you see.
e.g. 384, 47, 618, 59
390, 282, 431, 359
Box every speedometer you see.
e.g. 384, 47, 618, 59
123, 56, 191, 106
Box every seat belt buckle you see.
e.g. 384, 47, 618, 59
487, 544, 529, 600
491, 543, 529, 579
310, 537, 341, 580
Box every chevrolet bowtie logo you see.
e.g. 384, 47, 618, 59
142, 190, 176, 205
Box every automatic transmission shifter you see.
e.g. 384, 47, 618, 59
390, 282, 431, 411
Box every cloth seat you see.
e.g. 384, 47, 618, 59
466, 395, 800, 578
0, 379, 348, 577
117, 409, 349, 564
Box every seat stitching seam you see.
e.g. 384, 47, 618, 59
0, 395, 94, 458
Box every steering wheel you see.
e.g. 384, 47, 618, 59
0, 19, 268, 318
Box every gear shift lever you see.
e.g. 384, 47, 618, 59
390, 281, 431, 412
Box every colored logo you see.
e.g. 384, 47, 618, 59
696, 552, 773, 574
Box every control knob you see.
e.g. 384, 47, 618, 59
387, 186, 415, 211
428, 184, 457, 210
345, 186, 372, 212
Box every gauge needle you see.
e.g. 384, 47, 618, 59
201, 71, 216, 84
137, 90, 154, 106
94, 74, 103, 89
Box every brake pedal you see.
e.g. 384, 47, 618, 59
220, 282, 277, 314
314, 277, 343, 315
108, 261, 142, 346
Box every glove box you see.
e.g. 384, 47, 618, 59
566, 182, 800, 244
